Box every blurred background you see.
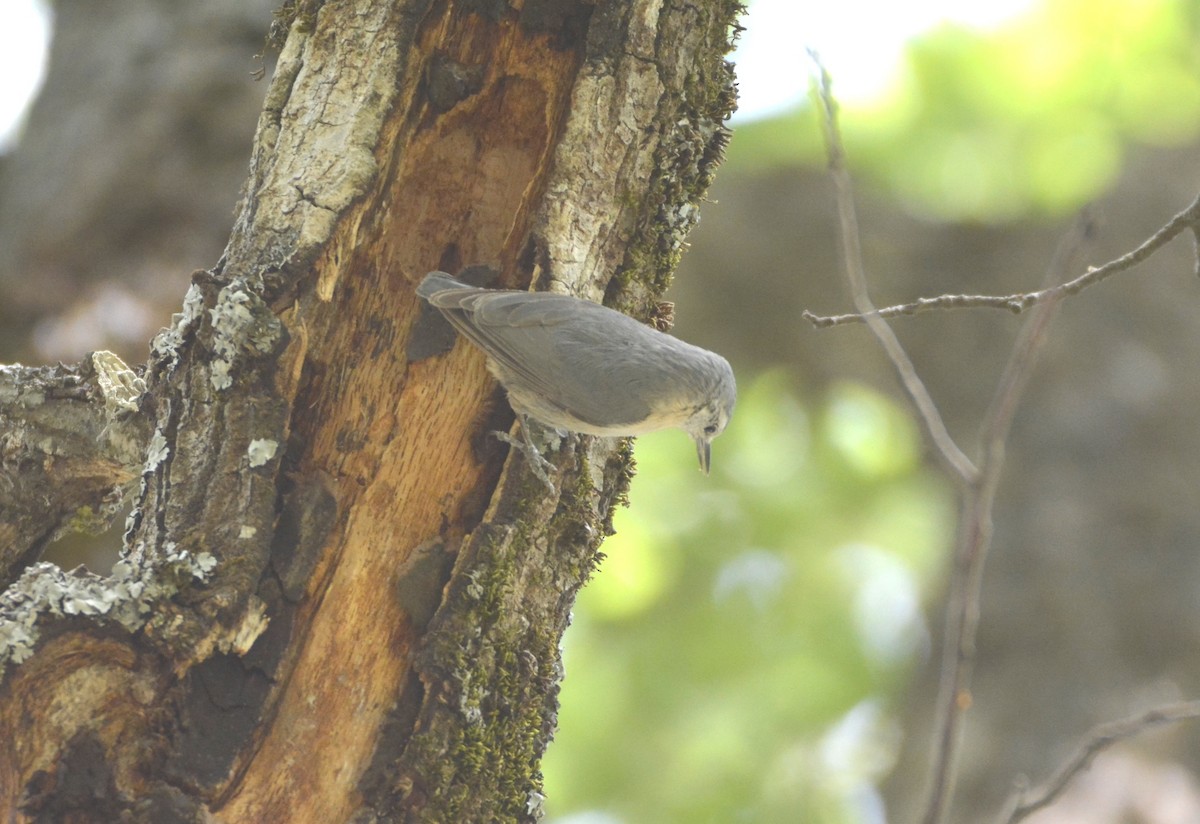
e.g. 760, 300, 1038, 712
4, 1, 1200, 822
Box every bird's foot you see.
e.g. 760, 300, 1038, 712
493, 428, 557, 493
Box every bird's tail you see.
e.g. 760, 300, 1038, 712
416, 271, 470, 299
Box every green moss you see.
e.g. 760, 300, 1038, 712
606, 1, 742, 315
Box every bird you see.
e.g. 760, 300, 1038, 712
416, 271, 736, 487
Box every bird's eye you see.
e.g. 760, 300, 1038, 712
703, 423, 719, 436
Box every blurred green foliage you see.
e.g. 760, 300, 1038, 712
544, 372, 954, 823
729, 0, 1200, 220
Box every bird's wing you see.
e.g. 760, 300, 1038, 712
428, 287, 655, 429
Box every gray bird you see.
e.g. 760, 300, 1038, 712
416, 271, 736, 481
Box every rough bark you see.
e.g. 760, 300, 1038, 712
0, 354, 150, 579
0, 0, 739, 822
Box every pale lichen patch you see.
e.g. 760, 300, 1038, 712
208, 286, 284, 392
145, 428, 170, 470
0, 548, 218, 677
151, 283, 206, 374
92, 351, 146, 414
246, 438, 279, 468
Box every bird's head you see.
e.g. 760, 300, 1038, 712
680, 354, 736, 475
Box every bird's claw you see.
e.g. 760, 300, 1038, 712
492, 429, 557, 493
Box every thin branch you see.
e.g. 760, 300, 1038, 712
998, 700, 1200, 824
806, 56, 1200, 824
920, 217, 1091, 824
1192, 224, 1200, 279
809, 53, 977, 483
809, 60, 1084, 821
981, 215, 1091, 456
802, 192, 1200, 327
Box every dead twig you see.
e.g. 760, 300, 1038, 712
809, 53, 1094, 824
808, 53, 1200, 824
921, 217, 1089, 824
802, 193, 1200, 327
809, 53, 976, 484
998, 700, 1200, 824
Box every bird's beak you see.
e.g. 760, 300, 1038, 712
696, 438, 711, 475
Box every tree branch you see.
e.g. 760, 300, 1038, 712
998, 700, 1200, 824
0, 353, 151, 582
806, 55, 1142, 824
810, 54, 977, 484
802, 192, 1200, 327
809, 45, 1200, 824
921, 218, 1089, 824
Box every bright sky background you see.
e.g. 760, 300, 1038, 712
0, 0, 1039, 150
731, 0, 1038, 120
0, 0, 51, 150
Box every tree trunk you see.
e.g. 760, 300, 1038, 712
0, 1, 739, 821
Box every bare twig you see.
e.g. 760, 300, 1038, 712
809, 54, 977, 484
1192, 224, 1200, 279
807, 56, 1200, 824
802, 192, 1200, 327
920, 217, 1091, 824
998, 700, 1200, 824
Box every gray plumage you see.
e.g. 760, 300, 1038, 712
416, 271, 736, 473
